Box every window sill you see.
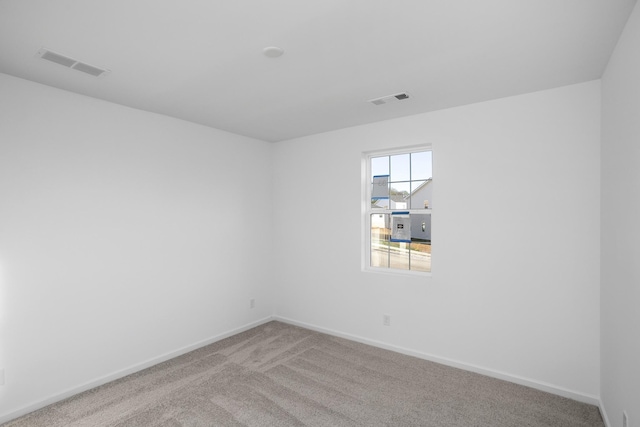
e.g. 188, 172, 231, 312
362, 266, 432, 278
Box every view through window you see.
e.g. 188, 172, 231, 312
367, 149, 432, 273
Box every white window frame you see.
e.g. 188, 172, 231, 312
362, 145, 433, 277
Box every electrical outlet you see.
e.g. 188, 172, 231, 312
383, 314, 391, 326
623, 411, 628, 427
0, 368, 4, 386
250, 299, 255, 309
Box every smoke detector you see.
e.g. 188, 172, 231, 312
36, 48, 110, 77
263, 46, 284, 58
368, 92, 410, 105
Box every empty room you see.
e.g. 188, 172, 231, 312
1, 1, 639, 426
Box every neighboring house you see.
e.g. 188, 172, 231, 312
371, 179, 432, 241
410, 214, 431, 242
405, 178, 432, 210
406, 178, 432, 241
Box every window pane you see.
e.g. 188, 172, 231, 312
371, 197, 389, 209
390, 181, 410, 210
371, 156, 389, 180
410, 180, 432, 209
371, 174, 389, 207
390, 153, 410, 182
389, 242, 410, 270
410, 241, 431, 272
411, 151, 432, 181
410, 213, 431, 242
410, 214, 431, 272
371, 214, 390, 268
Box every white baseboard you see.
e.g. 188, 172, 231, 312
0, 316, 273, 425
599, 399, 611, 427
273, 315, 601, 407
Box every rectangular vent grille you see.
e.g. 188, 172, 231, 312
368, 92, 410, 105
40, 50, 77, 67
37, 48, 110, 77
71, 62, 107, 77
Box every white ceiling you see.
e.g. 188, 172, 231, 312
0, 0, 636, 142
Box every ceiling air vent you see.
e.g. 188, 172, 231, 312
37, 48, 110, 77
368, 92, 410, 105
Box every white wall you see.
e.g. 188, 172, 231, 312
273, 81, 601, 401
0, 73, 273, 419
601, 1, 640, 425
0, 68, 608, 420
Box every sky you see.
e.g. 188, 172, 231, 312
371, 151, 432, 183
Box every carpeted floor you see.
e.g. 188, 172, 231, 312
3, 321, 604, 426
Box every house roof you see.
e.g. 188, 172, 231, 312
406, 179, 433, 198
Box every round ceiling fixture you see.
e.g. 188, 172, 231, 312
263, 46, 284, 58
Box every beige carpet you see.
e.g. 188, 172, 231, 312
3, 321, 604, 426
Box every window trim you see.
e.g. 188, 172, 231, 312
362, 145, 433, 277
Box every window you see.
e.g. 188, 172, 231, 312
364, 147, 432, 274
